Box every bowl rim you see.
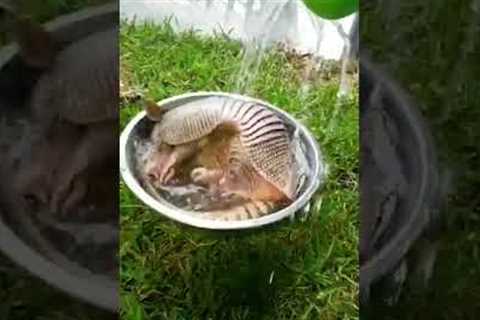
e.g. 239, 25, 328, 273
359, 52, 440, 290
120, 91, 326, 230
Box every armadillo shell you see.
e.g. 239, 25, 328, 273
202, 200, 277, 221
157, 97, 298, 200
30, 28, 118, 125
158, 97, 223, 145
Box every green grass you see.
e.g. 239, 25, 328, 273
362, 1, 480, 319
120, 21, 359, 320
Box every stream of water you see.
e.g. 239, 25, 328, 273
233, 0, 290, 94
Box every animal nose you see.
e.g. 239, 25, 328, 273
146, 166, 166, 182
147, 169, 160, 181
145, 161, 159, 178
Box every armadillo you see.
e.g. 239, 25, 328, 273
7, 13, 118, 215
144, 97, 298, 220
28, 27, 118, 126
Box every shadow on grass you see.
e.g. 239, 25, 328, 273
121, 217, 311, 319
186, 227, 297, 317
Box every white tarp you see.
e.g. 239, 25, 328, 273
120, 0, 356, 60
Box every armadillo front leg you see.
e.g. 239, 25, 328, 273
50, 120, 116, 214
60, 176, 88, 216
191, 167, 224, 191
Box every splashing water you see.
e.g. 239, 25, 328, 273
333, 19, 353, 101
233, 0, 290, 94
293, 11, 357, 134
120, 0, 356, 99
299, 10, 326, 102
324, 15, 358, 140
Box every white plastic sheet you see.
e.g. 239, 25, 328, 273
120, 0, 356, 60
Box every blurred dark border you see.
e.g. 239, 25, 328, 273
0, 1, 118, 319
360, 1, 480, 319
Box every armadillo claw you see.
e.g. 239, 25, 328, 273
191, 167, 214, 186
163, 167, 175, 184
191, 167, 224, 186
49, 173, 85, 216
60, 178, 87, 216
191, 167, 208, 183
50, 182, 71, 214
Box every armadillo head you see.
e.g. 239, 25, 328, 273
11, 122, 82, 211
13, 154, 55, 211
144, 140, 200, 187
144, 142, 176, 187
11, 14, 59, 69
144, 121, 177, 186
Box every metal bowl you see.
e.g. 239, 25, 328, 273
0, 3, 118, 312
359, 53, 440, 303
120, 92, 327, 230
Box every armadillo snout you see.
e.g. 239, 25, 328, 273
14, 177, 50, 211
143, 143, 182, 186
144, 159, 175, 186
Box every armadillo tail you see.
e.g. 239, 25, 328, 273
202, 200, 277, 221
144, 99, 167, 121
13, 15, 58, 69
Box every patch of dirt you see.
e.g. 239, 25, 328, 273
276, 42, 358, 85
120, 57, 143, 104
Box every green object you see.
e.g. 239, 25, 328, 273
302, 0, 358, 20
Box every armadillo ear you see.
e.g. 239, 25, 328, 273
144, 99, 166, 121
14, 16, 58, 69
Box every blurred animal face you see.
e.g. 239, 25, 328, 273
144, 143, 176, 187
144, 140, 200, 187
13, 137, 59, 209
11, 122, 81, 211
